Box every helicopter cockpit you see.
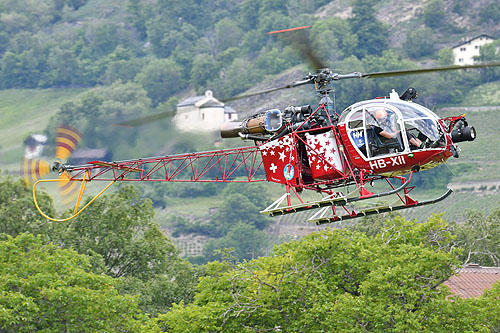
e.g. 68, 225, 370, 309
340, 98, 445, 159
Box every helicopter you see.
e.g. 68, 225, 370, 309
24, 27, 500, 223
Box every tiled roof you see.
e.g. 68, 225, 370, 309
224, 106, 237, 114
177, 95, 205, 107
452, 34, 495, 49
444, 265, 500, 298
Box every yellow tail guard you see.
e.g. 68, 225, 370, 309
58, 171, 81, 206
33, 171, 115, 222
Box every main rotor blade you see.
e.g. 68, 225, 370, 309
267, 26, 327, 71
114, 110, 175, 127
221, 78, 312, 103
361, 61, 500, 79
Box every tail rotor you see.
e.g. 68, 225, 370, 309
21, 125, 82, 205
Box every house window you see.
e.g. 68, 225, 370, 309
202, 113, 205, 120
458, 58, 464, 62
228, 113, 232, 120
460, 47, 466, 51
475, 45, 479, 49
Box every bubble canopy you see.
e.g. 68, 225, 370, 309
340, 99, 444, 157
340, 99, 440, 122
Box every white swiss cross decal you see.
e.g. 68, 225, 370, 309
269, 163, 278, 173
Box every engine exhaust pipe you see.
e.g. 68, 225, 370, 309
220, 109, 282, 138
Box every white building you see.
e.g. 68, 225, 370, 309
174, 90, 238, 132
24, 134, 47, 159
452, 34, 495, 65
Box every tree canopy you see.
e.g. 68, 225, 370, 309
0, 233, 156, 332
161, 215, 500, 332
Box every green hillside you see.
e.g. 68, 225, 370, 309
462, 81, 500, 106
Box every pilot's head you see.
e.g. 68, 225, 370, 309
375, 109, 388, 120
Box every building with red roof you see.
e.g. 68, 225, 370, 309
444, 264, 500, 298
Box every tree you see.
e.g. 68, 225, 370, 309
452, 202, 500, 266
404, 28, 435, 59
0, 31, 10, 54
89, 23, 119, 58
39, 45, 80, 87
0, 50, 40, 88
348, 0, 389, 58
311, 17, 358, 62
118, 258, 198, 316
214, 18, 242, 52
437, 47, 454, 66
255, 45, 301, 74
190, 53, 220, 93
52, 184, 199, 314
478, 2, 500, 24
423, 0, 446, 29
0, 233, 157, 332
53, 185, 178, 280
46, 81, 152, 156
211, 183, 272, 233
476, 40, 500, 83
136, 58, 187, 105
203, 222, 268, 261
212, 58, 263, 99
0, 174, 55, 238
161, 215, 500, 331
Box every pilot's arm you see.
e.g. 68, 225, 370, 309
374, 126, 396, 139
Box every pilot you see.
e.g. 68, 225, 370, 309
373, 109, 423, 149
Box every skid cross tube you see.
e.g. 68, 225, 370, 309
261, 176, 411, 217
311, 189, 453, 224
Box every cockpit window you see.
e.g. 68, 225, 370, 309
342, 100, 446, 159
365, 106, 399, 134
405, 118, 441, 141
348, 110, 363, 129
388, 102, 434, 119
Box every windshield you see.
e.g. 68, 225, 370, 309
388, 101, 439, 119
404, 118, 441, 141
387, 102, 442, 142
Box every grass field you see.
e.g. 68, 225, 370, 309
0, 88, 87, 171
461, 81, 500, 106
438, 107, 500, 182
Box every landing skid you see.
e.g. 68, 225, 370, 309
261, 178, 410, 217
309, 189, 452, 224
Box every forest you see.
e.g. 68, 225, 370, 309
2, 173, 500, 331
1, 0, 500, 330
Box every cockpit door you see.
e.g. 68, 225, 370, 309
346, 104, 408, 159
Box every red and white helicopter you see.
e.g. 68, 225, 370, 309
24, 28, 500, 222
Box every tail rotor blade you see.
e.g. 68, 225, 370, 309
58, 171, 80, 206
21, 158, 50, 184
56, 125, 82, 161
